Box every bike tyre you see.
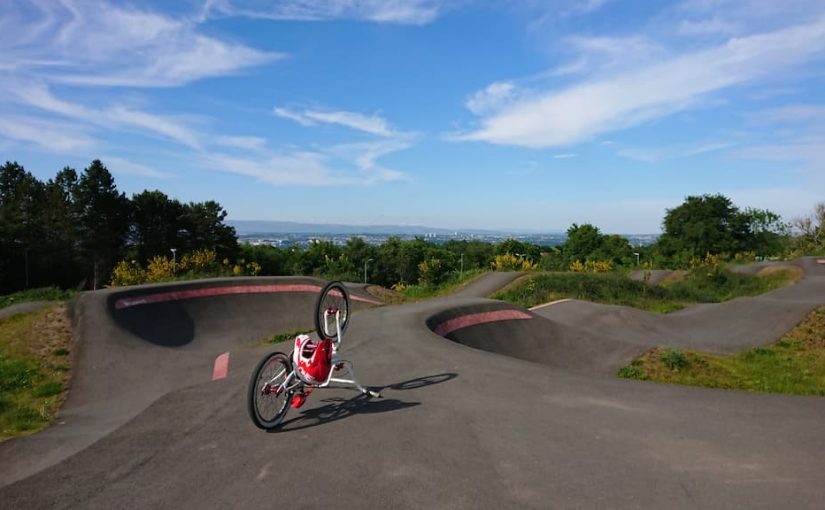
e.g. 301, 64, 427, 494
314, 281, 350, 339
247, 351, 293, 430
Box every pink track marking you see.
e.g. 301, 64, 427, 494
433, 309, 533, 337
212, 352, 230, 380
818, 259, 825, 265
114, 284, 383, 309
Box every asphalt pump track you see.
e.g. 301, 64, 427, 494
1, 260, 825, 509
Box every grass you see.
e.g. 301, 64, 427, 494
492, 267, 800, 313
0, 287, 76, 309
616, 306, 825, 396
261, 327, 314, 345
0, 305, 72, 440
389, 269, 487, 303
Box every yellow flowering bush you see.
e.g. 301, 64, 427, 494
492, 254, 537, 272
146, 255, 175, 282
569, 260, 614, 273
109, 260, 146, 287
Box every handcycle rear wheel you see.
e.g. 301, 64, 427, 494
314, 281, 350, 339
247, 351, 293, 430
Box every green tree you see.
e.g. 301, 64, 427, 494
181, 200, 238, 261
129, 190, 186, 263
563, 223, 603, 263
39, 167, 83, 288
73, 160, 130, 289
0, 162, 45, 292
656, 194, 750, 264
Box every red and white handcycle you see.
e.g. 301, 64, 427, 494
247, 281, 380, 430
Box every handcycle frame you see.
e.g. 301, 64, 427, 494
247, 281, 379, 430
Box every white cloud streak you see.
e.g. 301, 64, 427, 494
3, 0, 280, 87
274, 107, 400, 137
0, 115, 94, 152
460, 17, 825, 148
202, 0, 442, 25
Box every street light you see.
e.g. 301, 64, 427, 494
170, 248, 177, 274
364, 258, 373, 284
460, 253, 464, 275
633, 252, 640, 266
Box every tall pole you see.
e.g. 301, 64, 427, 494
364, 258, 373, 284
171, 248, 177, 274
460, 253, 464, 275
24, 247, 29, 290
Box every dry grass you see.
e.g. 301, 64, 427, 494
0, 304, 73, 440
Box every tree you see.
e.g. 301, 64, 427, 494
129, 190, 186, 263
181, 200, 238, 261
39, 167, 83, 288
563, 224, 603, 263
0, 162, 45, 291
656, 194, 750, 263
73, 160, 130, 289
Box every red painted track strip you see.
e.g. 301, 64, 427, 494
434, 309, 533, 337
212, 352, 230, 380
114, 284, 382, 309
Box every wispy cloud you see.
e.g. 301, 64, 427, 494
203, 140, 409, 187
0, 115, 94, 152
101, 156, 170, 178
748, 104, 825, 124
274, 106, 401, 137
202, 0, 443, 25
3, 0, 280, 87
459, 17, 825, 148
465, 82, 517, 115
215, 135, 268, 151
5, 81, 201, 148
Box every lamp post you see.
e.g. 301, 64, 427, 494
24, 247, 29, 290
460, 253, 464, 275
170, 248, 177, 274
364, 258, 373, 284
633, 252, 640, 266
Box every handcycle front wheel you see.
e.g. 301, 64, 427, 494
247, 351, 293, 430
314, 281, 350, 339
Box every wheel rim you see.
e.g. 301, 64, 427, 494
254, 356, 290, 423
317, 287, 348, 338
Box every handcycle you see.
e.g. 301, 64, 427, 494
247, 281, 381, 430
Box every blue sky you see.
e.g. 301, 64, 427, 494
1, 0, 824, 233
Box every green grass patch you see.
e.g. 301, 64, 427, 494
617, 306, 825, 396
0, 287, 76, 309
261, 328, 314, 345
394, 269, 487, 302
0, 306, 72, 440
493, 267, 797, 313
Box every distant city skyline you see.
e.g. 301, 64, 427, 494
2, 1, 824, 233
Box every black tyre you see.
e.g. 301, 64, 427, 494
314, 281, 350, 339
248, 351, 293, 430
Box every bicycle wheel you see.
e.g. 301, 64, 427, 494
314, 281, 350, 339
247, 351, 293, 430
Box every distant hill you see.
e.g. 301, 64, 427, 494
227, 220, 541, 236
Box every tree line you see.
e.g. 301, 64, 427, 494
2, 158, 821, 294
0, 160, 237, 293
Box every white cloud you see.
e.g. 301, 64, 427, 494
749, 104, 825, 124
203, 141, 408, 187
216, 135, 268, 150
3, 0, 279, 87
6, 81, 201, 148
465, 82, 517, 115
0, 115, 94, 152
459, 17, 825, 148
274, 106, 400, 137
553, 153, 576, 159
101, 156, 170, 178
203, 0, 442, 25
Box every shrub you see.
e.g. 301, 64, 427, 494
110, 260, 146, 287
146, 255, 174, 282
661, 348, 688, 370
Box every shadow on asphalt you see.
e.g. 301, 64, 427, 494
274, 373, 457, 433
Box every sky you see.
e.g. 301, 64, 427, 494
1, 0, 824, 234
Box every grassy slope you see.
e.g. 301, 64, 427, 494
492, 267, 801, 313
0, 287, 76, 309
618, 306, 825, 396
0, 305, 72, 440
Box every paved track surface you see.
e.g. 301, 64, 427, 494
2, 260, 825, 509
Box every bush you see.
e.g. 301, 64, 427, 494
660, 349, 688, 370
